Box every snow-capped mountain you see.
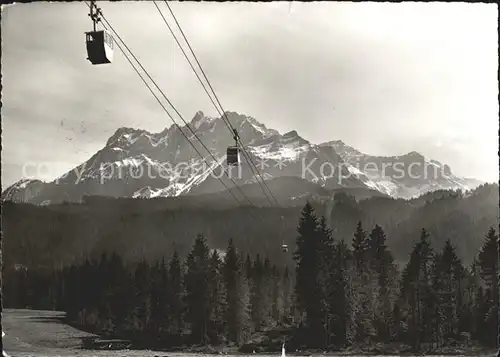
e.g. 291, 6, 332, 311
320, 140, 483, 198
2, 111, 484, 205
1, 179, 45, 203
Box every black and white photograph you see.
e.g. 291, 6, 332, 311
1, 1, 499, 357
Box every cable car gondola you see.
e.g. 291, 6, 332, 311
85, 1, 114, 65
226, 146, 240, 166
281, 240, 288, 253
86, 30, 114, 65
226, 128, 240, 166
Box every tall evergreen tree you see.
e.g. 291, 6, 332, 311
431, 240, 463, 345
368, 224, 395, 342
477, 227, 499, 346
148, 260, 165, 336
351, 221, 375, 343
399, 228, 434, 350
129, 259, 152, 333
270, 264, 283, 324
224, 239, 249, 344
281, 265, 293, 325
207, 250, 225, 344
328, 239, 355, 348
262, 257, 274, 327
157, 257, 171, 336
184, 234, 211, 344
317, 215, 336, 347
168, 251, 183, 335
106, 252, 130, 333
244, 254, 253, 280
293, 202, 325, 347
352, 221, 369, 271
250, 254, 265, 331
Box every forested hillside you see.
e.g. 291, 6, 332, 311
3, 201, 499, 354
2, 183, 498, 270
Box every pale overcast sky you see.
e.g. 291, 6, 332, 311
1, 1, 498, 187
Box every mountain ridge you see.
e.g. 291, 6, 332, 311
2, 111, 484, 205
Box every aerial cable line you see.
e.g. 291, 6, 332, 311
162, 0, 282, 208
163, 0, 280, 207
94, 12, 256, 210
153, 0, 276, 208
82, 2, 260, 217
152, 1, 276, 208
85, 3, 256, 213
152, 1, 218, 119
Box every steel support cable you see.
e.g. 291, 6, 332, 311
96, 15, 258, 211
153, 0, 276, 208
163, 2, 280, 206
163, 1, 282, 208
82, 2, 260, 218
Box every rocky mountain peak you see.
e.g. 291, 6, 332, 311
2, 111, 484, 204
105, 127, 151, 148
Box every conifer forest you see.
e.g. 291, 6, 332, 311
3, 198, 499, 354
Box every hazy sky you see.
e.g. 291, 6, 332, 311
1, 1, 498, 187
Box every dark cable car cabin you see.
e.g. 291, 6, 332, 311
85, 30, 114, 65
227, 146, 240, 166
281, 244, 288, 253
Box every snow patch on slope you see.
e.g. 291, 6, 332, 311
248, 130, 311, 162
177, 156, 226, 195
346, 165, 399, 196
250, 143, 310, 161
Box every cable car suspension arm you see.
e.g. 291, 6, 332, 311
88, 1, 102, 32
233, 129, 239, 147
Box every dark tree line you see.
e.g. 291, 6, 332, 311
3, 184, 498, 273
292, 203, 499, 351
3, 201, 499, 352
4, 234, 293, 349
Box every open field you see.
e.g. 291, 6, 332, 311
1, 309, 497, 357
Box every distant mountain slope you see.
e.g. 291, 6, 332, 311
2, 111, 483, 205
2, 184, 497, 272
1, 179, 45, 203
321, 140, 483, 198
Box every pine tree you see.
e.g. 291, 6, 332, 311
107, 252, 130, 333
281, 265, 293, 325
238, 265, 253, 345
238, 252, 253, 344
431, 240, 463, 346
96, 252, 112, 329
185, 233, 211, 344
223, 239, 241, 343
262, 257, 274, 327
317, 215, 335, 347
271, 264, 284, 324
148, 260, 164, 337
429, 252, 444, 347
157, 257, 171, 336
350, 221, 375, 343
399, 228, 434, 350
459, 264, 477, 338
368, 225, 395, 342
168, 251, 183, 335
477, 227, 499, 346
250, 254, 265, 331
244, 254, 253, 280
207, 250, 226, 344
293, 202, 325, 347
352, 221, 369, 271
294, 201, 319, 316
329, 239, 354, 348
129, 260, 152, 333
